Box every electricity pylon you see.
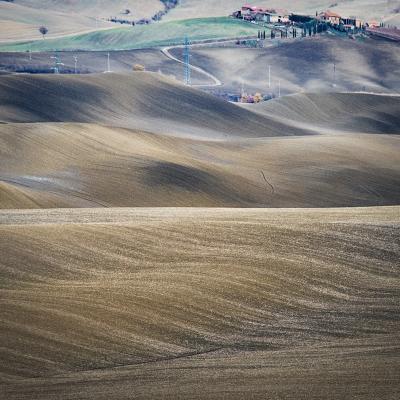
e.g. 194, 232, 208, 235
50, 52, 64, 74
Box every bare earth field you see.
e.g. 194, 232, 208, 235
0, 67, 399, 399
182, 35, 400, 95
1, 206, 400, 399
0, 0, 162, 42
0, 73, 399, 208
1, 35, 398, 95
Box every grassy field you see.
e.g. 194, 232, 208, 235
0, 17, 263, 52
0, 0, 161, 42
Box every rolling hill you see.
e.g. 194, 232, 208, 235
0, 72, 399, 209
1, 0, 398, 44
0, 0, 162, 42
1, 206, 399, 399
253, 92, 400, 134
0, 17, 263, 52
0, 35, 399, 400
182, 35, 400, 95
0, 72, 304, 137
164, 0, 400, 25
1, 35, 399, 96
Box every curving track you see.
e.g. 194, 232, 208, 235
161, 42, 222, 87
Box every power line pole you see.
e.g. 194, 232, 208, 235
278, 79, 281, 97
268, 65, 271, 88
333, 62, 336, 87
183, 36, 191, 86
105, 52, 111, 73
73, 55, 78, 74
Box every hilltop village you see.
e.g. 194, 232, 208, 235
232, 4, 381, 31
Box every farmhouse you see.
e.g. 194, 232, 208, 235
233, 4, 365, 32
269, 9, 289, 24
341, 16, 363, 29
235, 5, 289, 24
367, 20, 379, 28
318, 11, 341, 26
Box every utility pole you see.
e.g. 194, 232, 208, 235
268, 65, 271, 89
105, 52, 111, 73
183, 36, 191, 85
73, 55, 78, 74
333, 62, 336, 87
278, 80, 281, 97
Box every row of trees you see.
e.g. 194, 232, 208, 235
108, 0, 180, 26
301, 22, 328, 36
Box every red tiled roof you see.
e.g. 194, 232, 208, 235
324, 10, 341, 18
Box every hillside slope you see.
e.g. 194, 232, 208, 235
0, 17, 263, 52
0, 122, 399, 209
1, 207, 399, 399
0, 72, 306, 138
164, 0, 399, 24
185, 35, 400, 95
253, 92, 400, 134
0, 72, 399, 209
1, 72, 399, 136
0, 0, 162, 42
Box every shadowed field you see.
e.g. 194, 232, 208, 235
182, 35, 400, 94
0, 123, 400, 208
0, 72, 295, 137
0, 69, 400, 398
1, 207, 399, 399
253, 92, 400, 134
0, 73, 399, 209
